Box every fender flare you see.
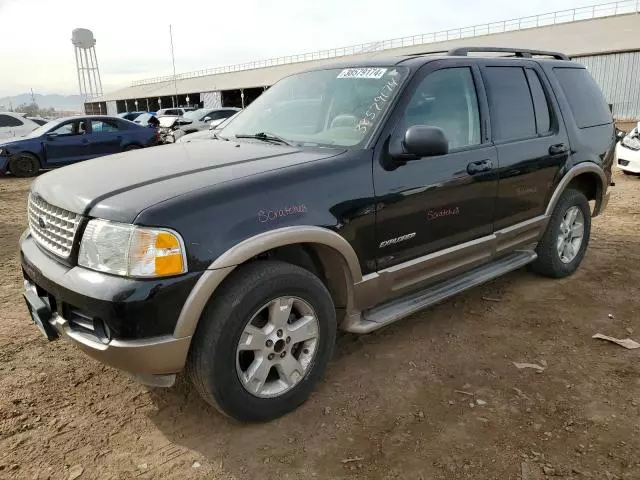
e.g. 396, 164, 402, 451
173, 226, 362, 339
545, 163, 607, 217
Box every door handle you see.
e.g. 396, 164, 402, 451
467, 159, 493, 175
548, 143, 569, 156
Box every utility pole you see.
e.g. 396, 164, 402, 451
169, 25, 179, 106
30, 88, 36, 105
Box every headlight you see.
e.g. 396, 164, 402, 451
622, 134, 640, 151
78, 219, 187, 277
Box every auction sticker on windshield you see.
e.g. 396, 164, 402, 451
337, 68, 387, 79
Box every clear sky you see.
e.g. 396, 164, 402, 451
0, 0, 602, 97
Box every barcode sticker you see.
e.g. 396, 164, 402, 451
337, 68, 387, 79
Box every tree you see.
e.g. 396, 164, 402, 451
15, 103, 55, 117
16, 102, 40, 116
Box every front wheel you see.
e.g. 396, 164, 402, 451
187, 260, 336, 422
8, 153, 39, 177
530, 188, 591, 278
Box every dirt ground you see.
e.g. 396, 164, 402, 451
0, 171, 639, 480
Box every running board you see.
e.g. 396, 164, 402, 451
345, 250, 537, 334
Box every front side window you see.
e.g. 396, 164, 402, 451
221, 67, 408, 147
91, 120, 119, 133
484, 66, 536, 142
400, 67, 481, 150
0, 114, 24, 127
51, 120, 87, 136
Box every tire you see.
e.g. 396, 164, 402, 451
187, 260, 336, 422
8, 153, 39, 177
123, 144, 141, 151
530, 188, 591, 278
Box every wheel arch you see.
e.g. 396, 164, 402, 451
173, 226, 362, 339
545, 163, 607, 218
11, 150, 42, 164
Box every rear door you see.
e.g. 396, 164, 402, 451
43, 119, 91, 165
479, 61, 570, 229
87, 119, 123, 156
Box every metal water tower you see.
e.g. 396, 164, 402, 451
71, 28, 103, 99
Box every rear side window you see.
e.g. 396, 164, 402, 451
525, 69, 552, 134
0, 114, 24, 127
484, 67, 536, 141
91, 120, 120, 133
554, 67, 612, 129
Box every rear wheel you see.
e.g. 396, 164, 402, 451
530, 188, 591, 278
8, 153, 39, 177
187, 260, 336, 422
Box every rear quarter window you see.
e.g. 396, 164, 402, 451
553, 67, 612, 129
0, 114, 24, 127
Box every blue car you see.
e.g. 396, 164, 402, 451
0, 115, 159, 177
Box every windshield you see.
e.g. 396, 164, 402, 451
158, 116, 178, 127
25, 120, 60, 138
220, 66, 407, 147
135, 113, 152, 124
183, 109, 206, 120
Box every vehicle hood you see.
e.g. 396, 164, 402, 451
0, 136, 34, 148
32, 140, 344, 223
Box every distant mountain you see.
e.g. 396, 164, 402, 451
0, 93, 83, 112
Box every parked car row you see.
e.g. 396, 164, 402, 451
0, 115, 159, 177
0, 107, 243, 176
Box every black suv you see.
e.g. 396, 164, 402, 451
21, 47, 614, 421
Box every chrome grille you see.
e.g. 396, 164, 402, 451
28, 193, 82, 258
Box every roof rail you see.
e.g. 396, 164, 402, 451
404, 50, 450, 57
447, 47, 570, 60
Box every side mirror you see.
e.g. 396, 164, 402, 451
203, 116, 212, 122
396, 125, 449, 159
45, 132, 58, 140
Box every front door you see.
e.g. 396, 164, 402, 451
478, 61, 570, 229
373, 61, 498, 274
43, 119, 91, 165
87, 119, 123, 157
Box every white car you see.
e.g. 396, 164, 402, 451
616, 122, 640, 175
156, 107, 196, 117
0, 112, 40, 140
176, 112, 240, 144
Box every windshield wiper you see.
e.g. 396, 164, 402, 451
235, 132, 294, 147
212, 132, 228, 141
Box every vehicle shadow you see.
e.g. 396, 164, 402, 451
143, 330, 375, 476
143, 268, 533, 478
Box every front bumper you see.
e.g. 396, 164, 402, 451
615, 143, 640, 173
0, 154, 8, 174
20, 230, 201, 375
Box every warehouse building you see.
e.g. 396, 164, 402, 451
86, 1, 640, 122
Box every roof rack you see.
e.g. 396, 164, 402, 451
405, 50, 450, 57
447, 47, 569, 60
